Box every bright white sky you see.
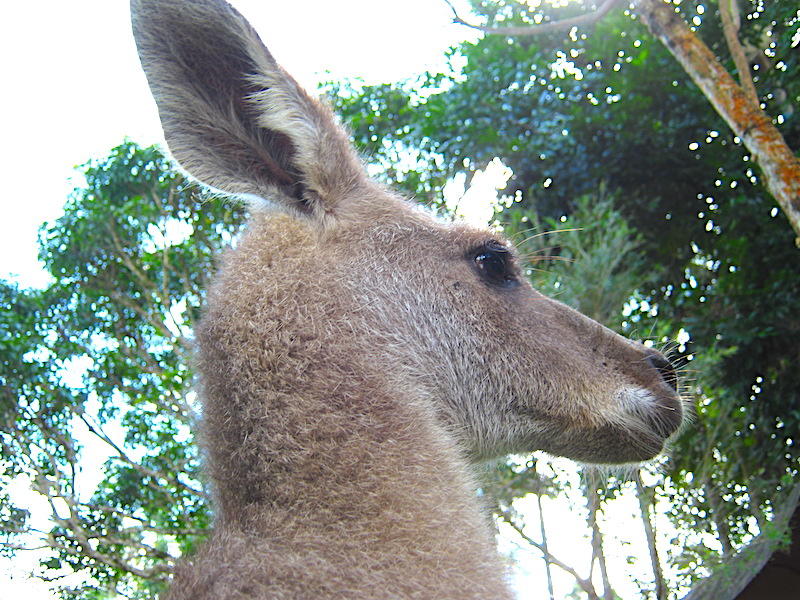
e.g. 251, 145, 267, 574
0, 0, 477, 289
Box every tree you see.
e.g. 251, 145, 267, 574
1, 141, 246, 598
636, 0, 800, 243
445, 0, 800, 243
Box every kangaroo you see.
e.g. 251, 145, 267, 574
131, 1, 685, 598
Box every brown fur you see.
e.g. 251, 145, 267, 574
131, 1, 686, 598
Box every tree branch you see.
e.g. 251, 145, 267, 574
683, 481, 800, 599
584, 472, 614, 600
446, 0, 800, 245
536, 493, 556, 600
77, 411, 206, 499
719, 0, 759, 106
498, 509, 600, 599
48, 528, 174, 581
634, 0, 800, 246
444, 0, 625, 35
30, 462, 177, 582
637, 477, 667, 599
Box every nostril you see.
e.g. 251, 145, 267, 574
646, 352, 678, 392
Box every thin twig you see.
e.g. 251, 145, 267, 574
719, 0, 759, 106
443, 0, 624, 35
498, 509, 600, 599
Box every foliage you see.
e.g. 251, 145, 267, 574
1, 141, 246, 598
511, 191, 656, 326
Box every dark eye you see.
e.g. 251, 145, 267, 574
473, 242, 518, 286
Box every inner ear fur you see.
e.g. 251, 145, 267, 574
131, 0, 366, 219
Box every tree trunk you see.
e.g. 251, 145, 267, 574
705, 478, 735, 558
634, 0, 800, 246
637, 477, 667, 600
537, 493, 556, 600
585, 472, 614, 600
682, 482, 800, 600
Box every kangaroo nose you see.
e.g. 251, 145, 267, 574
646, 352, 678, 392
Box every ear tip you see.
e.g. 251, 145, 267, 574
133, 0, 373, 224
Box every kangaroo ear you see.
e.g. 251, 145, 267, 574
131, 0, 366, 221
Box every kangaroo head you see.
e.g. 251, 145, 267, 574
131, 0, 684, 469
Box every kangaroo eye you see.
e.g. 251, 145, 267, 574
473, 242, 517, 286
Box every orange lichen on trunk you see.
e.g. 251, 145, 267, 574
636, 0, 800, 245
